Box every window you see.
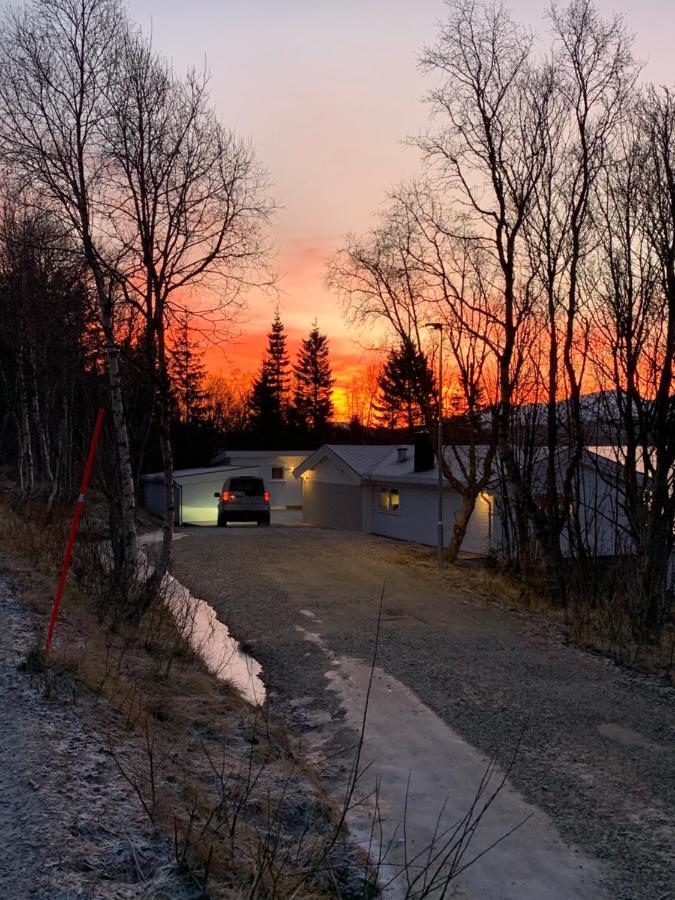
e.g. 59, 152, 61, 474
228, 477, 265, 496
379, 487, 401, 514
271, 466, 284, 480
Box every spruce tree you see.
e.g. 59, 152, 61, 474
249, 310, 290, 438
169, 313, 207, 424
374, 338, 436, 431
291, 322, 335, 436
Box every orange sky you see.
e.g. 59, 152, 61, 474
136, 0, 675, 419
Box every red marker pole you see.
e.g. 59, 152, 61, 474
45, 407, 106, 654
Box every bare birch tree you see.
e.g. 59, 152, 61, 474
103, 31, 272, 596
593, 90, 675, 634
416, 0, 554, 570
0, 0, 138, 588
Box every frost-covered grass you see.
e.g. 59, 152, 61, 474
0, 493, 376, 898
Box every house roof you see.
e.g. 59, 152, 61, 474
293, 445, 391, 482
141, 464, 258, 483
211, 449, 311, 465
294, 444, 496, 489
294, 443, 627, 492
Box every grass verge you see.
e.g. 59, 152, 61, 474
0, 492, 375, 898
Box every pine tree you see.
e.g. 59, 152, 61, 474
291, 322, 334, 436
169, 313, 207, 424
249, 310, 291, 438
373, 338, 436, 431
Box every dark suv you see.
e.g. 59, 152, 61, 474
215, 476, 271, 527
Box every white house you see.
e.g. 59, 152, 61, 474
142, 450, 310, 526
294, 443, 495, 555
294, 442, 638, 558
210, 450, 310, 509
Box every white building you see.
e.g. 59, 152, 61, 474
294, 443, 495, 555
294, 442, 637, 558
210, 450, 310, 509
142, 450, 310, 526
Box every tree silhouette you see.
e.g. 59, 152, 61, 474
249, 310, 290, 439
169, 313, 207, 424
291, 322, 334, 437
374, 339, 436, 432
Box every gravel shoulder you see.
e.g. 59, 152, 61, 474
172, 524, 675, 899
0, 569, 187, 899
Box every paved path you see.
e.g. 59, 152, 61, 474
172, 524, 675, 899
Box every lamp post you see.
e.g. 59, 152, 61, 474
426, 323, 444, 569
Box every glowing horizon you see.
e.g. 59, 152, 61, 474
135, 0, 675, 420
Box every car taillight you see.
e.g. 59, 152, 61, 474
264, 491, 270, 502
221, 490, 231, 502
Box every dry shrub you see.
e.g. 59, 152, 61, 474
564, 559, 675, 682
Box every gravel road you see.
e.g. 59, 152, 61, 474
172, 524, 675, 900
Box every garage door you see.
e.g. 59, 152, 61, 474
302, 481, 362, 531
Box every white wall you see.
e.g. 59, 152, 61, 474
491, 461, 634, 559
368, 482, 492, 554
299, 454, 363, 530
303, 480, 363, 531
179, 472, 234, 525
221, 452, 308, 508
572, 463, 633, 556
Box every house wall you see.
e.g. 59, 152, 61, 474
491, 462, 634, 559
368, 483, 492, 554
180, 473, 237, 525
143, 481, 184, 524
571, 463, 633, 556
299, 455, 362, 531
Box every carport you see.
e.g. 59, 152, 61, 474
141, 465, 257, 526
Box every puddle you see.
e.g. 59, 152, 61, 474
163, 574, 265, 706
597, 723, 662, 752
295, 626, 607, 900
140, 532, 265, 705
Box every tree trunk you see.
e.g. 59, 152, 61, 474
446, 493, 477, 564
102, 321, 138, 590
138, 318, 174, 617
153, 348, 175, 590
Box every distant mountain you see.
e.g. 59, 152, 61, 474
475, 390, 651, 444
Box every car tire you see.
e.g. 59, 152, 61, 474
258, 514, 271, 527
217, 514, 227, 528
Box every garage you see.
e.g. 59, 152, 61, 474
141, 465, 257, 526
295, 445, 391, 533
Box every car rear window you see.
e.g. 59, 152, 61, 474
228, 477, 265, 496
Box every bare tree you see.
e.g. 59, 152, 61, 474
0, 0, 139, 588
102, 30, 272, 594
592, 89, 675, 634
329, 186, 497, 562
416, 0, 554, 570
0, 195, 95, 506
413, 0, 637, 594
203, 371, 253, 434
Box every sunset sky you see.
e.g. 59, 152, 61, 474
134, 0, 675, 412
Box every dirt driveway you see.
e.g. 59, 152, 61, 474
171, 524, 675, 899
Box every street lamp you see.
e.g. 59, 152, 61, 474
426, 322, 444, 570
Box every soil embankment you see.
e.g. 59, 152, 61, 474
0, 570, 187, 898
0, 509, 374, 898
